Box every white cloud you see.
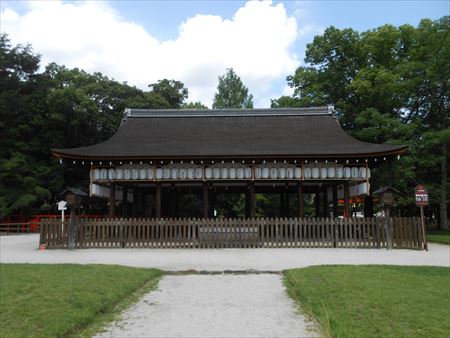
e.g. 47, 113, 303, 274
1, 0, 300, 107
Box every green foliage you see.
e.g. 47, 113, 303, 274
272, 17, 450, 220
181, 101, 208, 109
213, 68, 253, 109
148, 79, 188, 108
0, 34, 190, 218
0, 264, 162, 338
284, 265, 450, 338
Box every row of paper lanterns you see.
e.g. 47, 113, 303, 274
92, 165, 370, 181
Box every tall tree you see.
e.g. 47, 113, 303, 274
272, 17, 449, 228
148, 79, 188, 108
212, 68, 253, 109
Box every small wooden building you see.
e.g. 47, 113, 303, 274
52, 106, 406, 219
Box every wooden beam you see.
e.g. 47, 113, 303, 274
109, 183, 115, 218
155, 182, 161, 218
297, 182, 304, 218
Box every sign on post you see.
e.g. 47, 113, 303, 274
415, 185, 428, 251
57, 200, 67, 224
415, 185, 429, 206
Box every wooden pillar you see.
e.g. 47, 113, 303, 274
208, 189, 215, 218
280, 191, 285, 217
245, 187, 250, 218
332, 184, 338, 217
175, 187, 180, 218
248, 182, 255, 218
315, 190, 320, 217
155, 183, 161, 218
284, 185, 290, 218
122, 185, 128, 218
322, 186, 328, 217
109, 183, 115, 217
203, 182, 209, 219
344, 182, 350, 219
169, 184, 176, 218
297, 182, 304, 218
131, 187, 137, 217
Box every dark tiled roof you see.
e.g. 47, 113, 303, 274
52, 107, 406, 160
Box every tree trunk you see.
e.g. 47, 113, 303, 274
440, 142, 448, 230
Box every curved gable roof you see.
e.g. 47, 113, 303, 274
52, 107, 406, 160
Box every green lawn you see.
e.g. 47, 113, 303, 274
427, 230, 450, 245
284, 265, 450, 338
0, 264, 162, 338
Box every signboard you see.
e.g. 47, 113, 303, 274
57, 200, 67, 211
415, 185, 429, 206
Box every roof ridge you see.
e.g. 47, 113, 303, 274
123, 106, 335, 118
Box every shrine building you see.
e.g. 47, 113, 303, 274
52, 106, 406, 219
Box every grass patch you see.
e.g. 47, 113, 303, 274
427, 230, 450, 245
284, 265, 450, 338
0, 264, 162, 338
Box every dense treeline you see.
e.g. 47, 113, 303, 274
0, 34, 190, 218
272, 17, 449, 228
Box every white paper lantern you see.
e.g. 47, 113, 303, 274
312, 167, 320, 179
327, 166, 335, 178
156, 168, 163, 179
195, 168, 203, 179
244, 168, 252, 179
294, 167, 302, 179
304, 167, 311, 179
108, 169, 115, 180
229, 167, 236, 179
205, 168, 212, 179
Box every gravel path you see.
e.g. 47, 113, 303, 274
1, 234, 449, 270
96, 274, 318, 338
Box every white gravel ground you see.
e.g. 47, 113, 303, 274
2, 235, 448, 338
1, 234, 449, 270
96, 274, 319, 338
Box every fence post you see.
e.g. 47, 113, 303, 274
67, 210, 77, 250
333, 218, 338, 248
78, 218, 84, 249
39, 220, 45, 246
120, 218, 126, 248
375, 218, 381, 249
384, 208, 393, 249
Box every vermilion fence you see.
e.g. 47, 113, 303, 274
39, 217, 425, 250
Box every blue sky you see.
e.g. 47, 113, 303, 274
1, 1, 448, 107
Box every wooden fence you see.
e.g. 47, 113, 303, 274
39, 217, 425, 250
0, 222, 33, 235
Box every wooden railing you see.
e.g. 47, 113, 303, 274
0, 222, 33, 235
39, 217, 425, 250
